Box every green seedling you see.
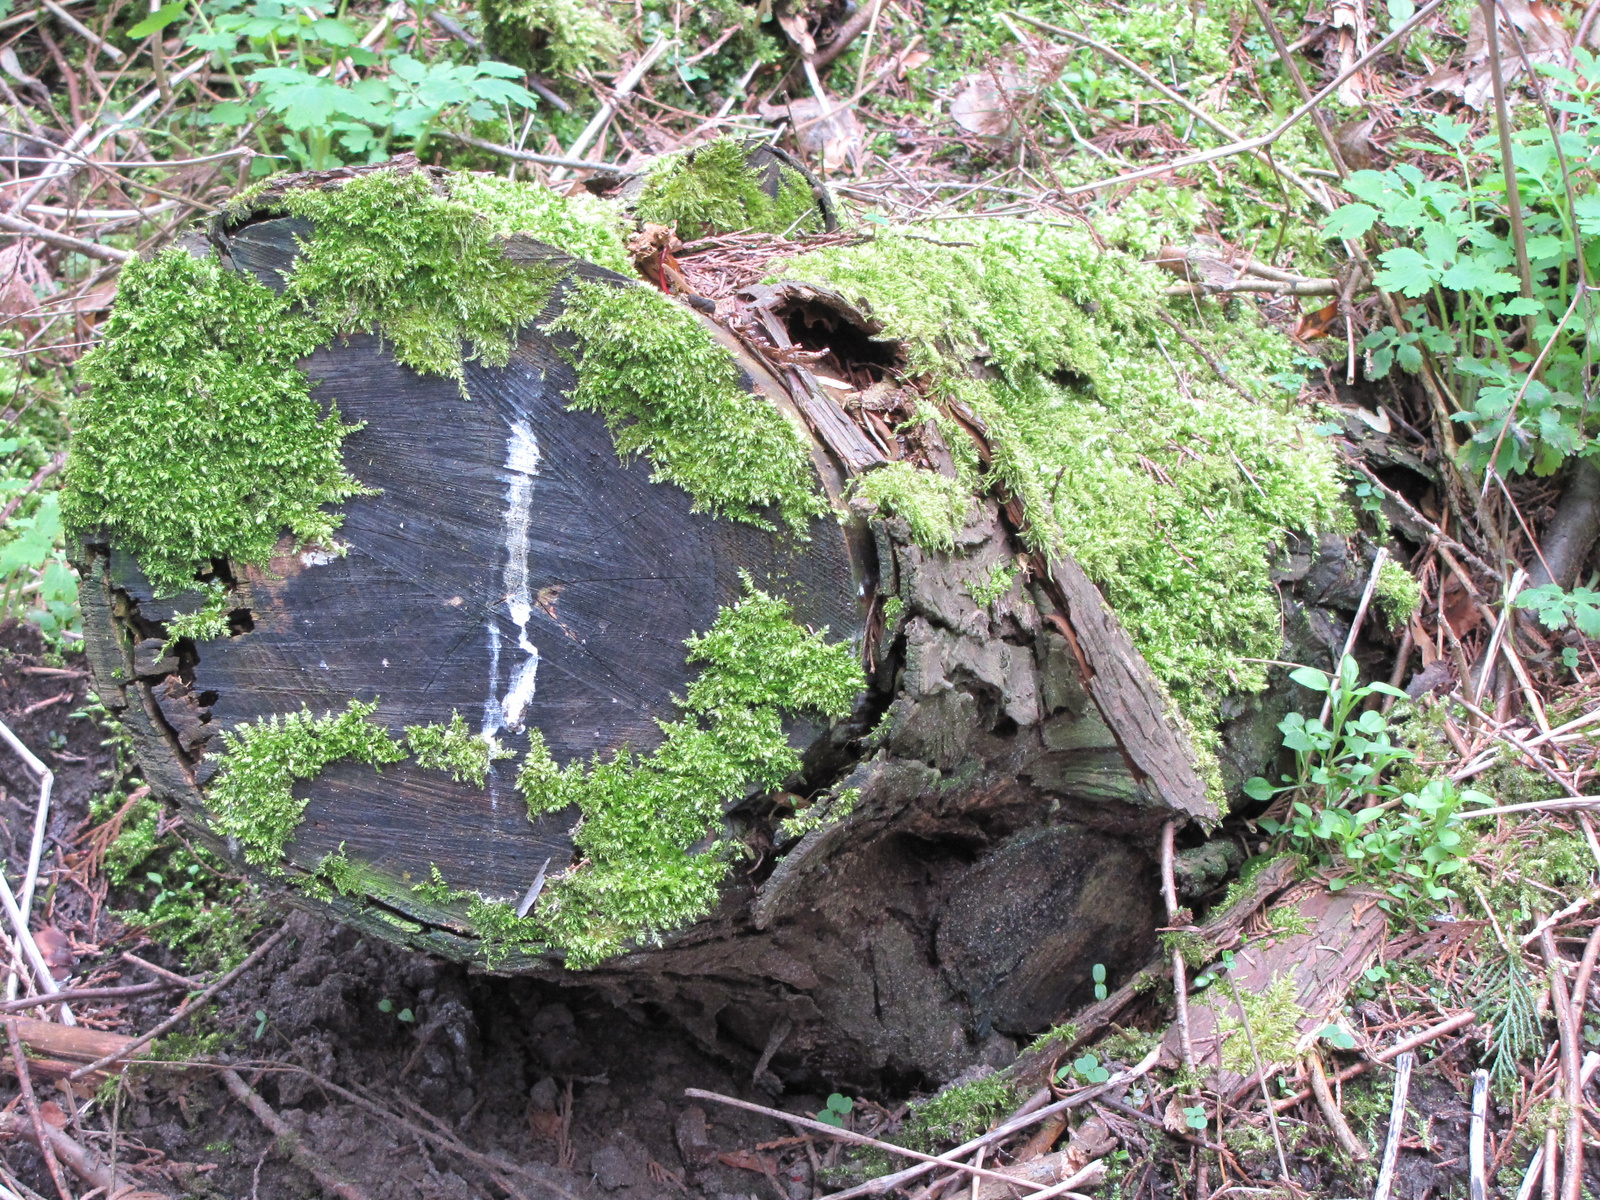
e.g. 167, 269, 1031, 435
1183, 1104, 1208, 1131
815, 1093, 854, 1127
1092, 963, 1108, 1001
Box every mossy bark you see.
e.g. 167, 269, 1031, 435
71, 163, 1362, 1087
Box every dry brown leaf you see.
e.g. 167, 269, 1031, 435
1063, 1114, 1117, 1171
1294, 302, 1342, 341
36, 1100, 67, 1129
32, 926, 73, 981
898, 49, 931, 78
950, 69, 1022, 137
762, 95, 863, 172
1425, 0, 1570, 109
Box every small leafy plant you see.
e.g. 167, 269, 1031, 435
1091, 963, 1108, 1001
1055, 1053, 1111, 1086
815, 1093, 854, 1127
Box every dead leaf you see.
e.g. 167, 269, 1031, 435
1294, 302, 1342, 341
1011, 1113, 1066, 1163
36, 1100, 67, 1129
717, 1150, 780, 1174
1425, 0, 1570, 109
761, 95, 863, 172
950, 69, 1022, 138
898, 50, 931, 78
32, 926, 73, 981
774, 7, 816, 57
1441, 573, 1482, 639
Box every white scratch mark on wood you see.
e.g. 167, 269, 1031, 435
485, 420, 542, 744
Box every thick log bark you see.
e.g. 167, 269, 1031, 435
75, 169, 1217, 1086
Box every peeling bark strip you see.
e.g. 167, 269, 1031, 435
74, 161, 1225, 1082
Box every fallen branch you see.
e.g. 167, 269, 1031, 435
221, 1068, 373, 1200
1470, 1068, 1489, 1200
435, 132, 638, 174
1273, 1009, 1477, 1112
0, 979, 180, 1015
0, 212, 131, 262
0, 451, 66, 531
548, 37, 672, 182
1163, 277, 1347, 297
1320, 547, 1389, 726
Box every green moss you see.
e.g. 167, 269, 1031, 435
516, 579, 864, 966
544, 278, 827, 532
776, 785, 859, 842
634, 137, 822, 239
1023, 1022, 1080, 1054
479, 0, 624, 74
967, 562, 1019, 609
851, 462, 970, 554
1374, 558, 1422, 628
404, 711, 511, 787
301, 843, 368, 901
1160, 928, 1216, 970
207, 698, 406, 867
279, 169, 570, 384
1207, 970, 1306, 1074
905, 1073, 1020, 1149
782, 222, 1347, 735
162, 580, 235, 653
63, 248, 369, 594
447, 172, 631, 274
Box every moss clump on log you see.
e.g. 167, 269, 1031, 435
784, 223, 1348, 738
62, 248, 370, 594
634, 137, 823, 239
515, 581, 864, 966
63, 165, 822, 592
207, 699, 407, 867
545, 278, 826, 531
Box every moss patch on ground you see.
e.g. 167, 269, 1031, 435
782, 222, 1347, 739
634, 137, 822, 239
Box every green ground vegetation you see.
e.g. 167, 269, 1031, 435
634, 137, 822, 238
903, 1072, 1021, 1149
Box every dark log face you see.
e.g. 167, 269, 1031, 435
88, 215, 866, 906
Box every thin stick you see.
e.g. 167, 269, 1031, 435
1372, 1051, 1414, 1200
221, 1068, 372, 1200
1223, 969, 1292, 1181
39, 0, 124, 61
1470, 1069, 1490, 1200
716, 1052, 1157, 1200
0, 715, 55, 1011
434, 132, 639, 173
6, 1018, 73, 1200
1308, 1051, 1370, 1161
1161, 821, 1195, 1070
1321, 548, 1390, 726
1274, 1010, 1476, 1112
686, 1088, 1091, 1193
1544, 1126, 1559, 1200
549, 37, 671, 182
1540, 930, 1583, 1200
1568, 922, 1600, 1028
0, 979, 179, 1014
0, 870, 73, 1025
1481, 0, 1536, 334
68, 925, 288, 1080
1472, 569, 1526, 707
1515, 1145, 1545, 1200
1015, 0, 1449, 202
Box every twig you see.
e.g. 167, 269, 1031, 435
1223, 970, 1292, 1181
1154, 309, 1257, 405
6, 1018, 73, 1200
0, 212, 131, 262
434, 132, 639, 174
686, 1088, 1093, 1194
1480, 0, 1536, 338
0, 871, 73, 1025
1471, 569, 1526, 707
728, 1053, 1157, 1200
549, 37, 672, 181
1014, 0, 1449, 201
1320, 547, 1390, 726
39, 0, 124, 61
1470, 1069, 1490, 1200
0, 714, 56, 986
1371, 1051, 1413, 1200
0, 979, 179, 1014
1514, 1145, 1545, 1200
1163, 278, 1345, 296
1308, 1050, 1370, 1162
69, 925, 289, 1080
1160, 821, 1195, 1070
1343, 459, 1497, 577
221, 1068, 372, 1200
120, 951, 200, 989
1274, 1011, 1477, 1112
1540, 929, 1583, 1200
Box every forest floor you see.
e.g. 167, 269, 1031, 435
4, 0, 1600, 1197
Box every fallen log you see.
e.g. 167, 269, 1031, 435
67, 155, 1353, 1083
